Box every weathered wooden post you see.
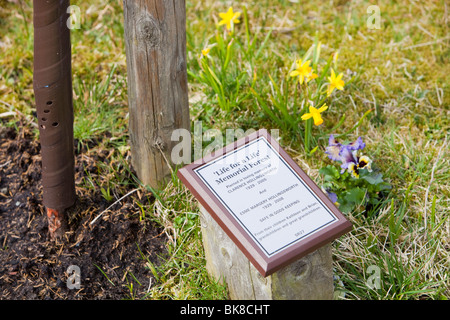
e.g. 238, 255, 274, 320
199, 205, 334, 299
123, 0, 190, 188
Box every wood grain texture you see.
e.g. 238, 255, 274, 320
199, 204, 334, 300
123, 0, 190, 188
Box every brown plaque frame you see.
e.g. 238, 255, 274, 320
177, 129, 352, 277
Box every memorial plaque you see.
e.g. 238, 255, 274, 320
177, 129, 352, 276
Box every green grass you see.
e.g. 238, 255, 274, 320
0, 0, 448, 299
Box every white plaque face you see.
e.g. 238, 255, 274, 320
194, 136, 338, 257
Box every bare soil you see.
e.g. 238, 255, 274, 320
0, 121, 167, 299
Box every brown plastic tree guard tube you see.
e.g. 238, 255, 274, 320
33, 0, 75, 238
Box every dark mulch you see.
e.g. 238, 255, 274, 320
0, 122, 167, 299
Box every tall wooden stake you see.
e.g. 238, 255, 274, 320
123, 0, 190, 188
33, 0, 75, 239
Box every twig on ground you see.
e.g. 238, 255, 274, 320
90, 188, 139, 225
0, 160, 11, 169
0, 111, 16, 118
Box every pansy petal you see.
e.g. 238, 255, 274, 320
348, 163, 360, 178
339, 146, 357, 168
328, 134, 340, 146
347, 136, 366, 151
326, 191, 338, 204
325, 135, 343, 161
325, 145, 341, 161
358, 155, 372, 171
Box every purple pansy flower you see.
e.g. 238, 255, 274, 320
326, 190, 338, 204
325, 135, 372, 178
325, 135, 342, 162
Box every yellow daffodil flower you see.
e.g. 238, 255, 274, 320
202, 47, 211, 57
327, 68, 345, 96
218, 7, 241, 30
305, 71, 318, 83
289, 59, 314, 85
301, 104, 328, 126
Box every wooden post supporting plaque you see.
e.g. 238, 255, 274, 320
199, 204, 334, 299
177, 129, 352, 299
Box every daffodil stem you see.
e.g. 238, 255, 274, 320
243, 5, 250, 48
335, 109, 373, 139
305, 118, 312, 153
322, 114, 346, 137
